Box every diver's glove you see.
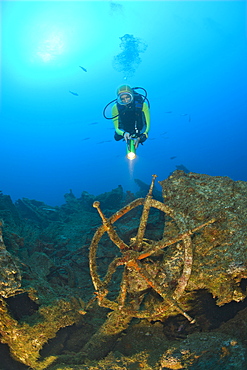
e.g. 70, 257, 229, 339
134, 133, 148, 149
139, 133, 147, 144
123, 132, 131, 142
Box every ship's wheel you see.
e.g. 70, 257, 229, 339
89, 175, 215, 322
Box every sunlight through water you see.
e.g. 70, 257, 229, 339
35, 28, 65, 63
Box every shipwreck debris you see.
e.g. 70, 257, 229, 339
0, 222, 22, 298
89, 175, 215, 323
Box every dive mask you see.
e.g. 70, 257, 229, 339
117, 92, 133, 105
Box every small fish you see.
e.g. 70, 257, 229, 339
170, 156, 177, 160
97, 141, 106, 144
69, 91, 79, 96
82, 137, 90, 141
180, 113, 191, 121
79, 66, 87, 72
89, 122, 99, 125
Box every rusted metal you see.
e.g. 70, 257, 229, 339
89, 175, 215, 323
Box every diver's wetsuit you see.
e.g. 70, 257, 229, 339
112, 93, 150, 141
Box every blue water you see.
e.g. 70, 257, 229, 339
1, 1, 247, 206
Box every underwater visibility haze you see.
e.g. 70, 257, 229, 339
1, 0, 247, 206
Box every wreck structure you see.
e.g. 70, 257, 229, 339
0, 171, 247, 369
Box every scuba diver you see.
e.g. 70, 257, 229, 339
103, 85, 150, 151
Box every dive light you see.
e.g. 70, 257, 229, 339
126, 139, 136, 160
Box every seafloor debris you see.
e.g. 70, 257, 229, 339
80, 174, 216, 360
0, 222, 21, 298
1, 171, 247, 369
159, 170, 247, 306
89, 174, 215, 323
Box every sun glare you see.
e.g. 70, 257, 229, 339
36, 29, 65, 63
2, 1, 114, 81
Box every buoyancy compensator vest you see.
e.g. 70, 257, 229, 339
117, 93, 145, 136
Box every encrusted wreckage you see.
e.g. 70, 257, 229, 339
80, 172, 247, 362
0, 171, 247, 369
0, 222, 22, 298
90, 174, 215, 322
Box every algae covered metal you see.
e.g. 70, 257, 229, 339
0, 222, 21, 298
89, 174, 215, 323
1, 171, 247, 369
